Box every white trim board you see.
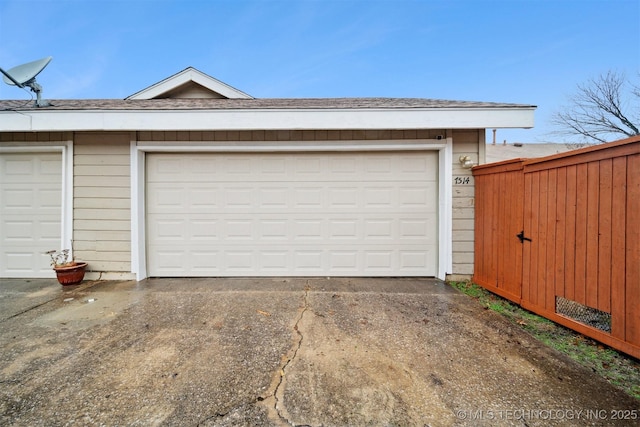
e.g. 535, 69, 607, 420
1, 107, 534, 132
130, 140, 453, 280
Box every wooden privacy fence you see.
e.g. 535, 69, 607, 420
473, 136, 639, 359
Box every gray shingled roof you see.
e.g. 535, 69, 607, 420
0, 97, 535, 111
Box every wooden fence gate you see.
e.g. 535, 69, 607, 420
473, 136, 639, 359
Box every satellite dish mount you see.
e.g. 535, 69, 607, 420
0, 56, 53, 107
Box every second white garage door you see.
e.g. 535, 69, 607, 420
146, 151, 438, 277
0, 152, 62, 278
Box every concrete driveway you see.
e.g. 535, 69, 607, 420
0, 278, 637, 426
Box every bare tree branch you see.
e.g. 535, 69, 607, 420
550, 71, 639, 144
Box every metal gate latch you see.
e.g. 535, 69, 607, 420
517, 230, 532, 243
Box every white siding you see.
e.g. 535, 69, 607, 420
73, 133, 131, 272
451, 130, 480, 276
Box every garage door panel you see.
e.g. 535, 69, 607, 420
150, 217, 224, 242
4, 221, 36, 241
150, 187, 187, 210
40, 189, 63, 209
148, 182, 435, 214
3, 189, 33, 209
153, 250, 189, 273
329, 219, 358, 239
400, 250, 433, 269
258, 188, 289, 208
261, 250, 288, 271
363, 187, 394, 207
399, 218, 436, 240
192, 251, 222, 272
150, 214, 434, 245
398, 155, 437, 179
1, 153, 61, 277
225, 187, 254, 208
147, 152, 438, 277
259, 220, 289, 240
365, 251, 393, 271
3, 219, 63, 243
225, 220, 253, 240
148, 245, 436, 276
150, 219, 187, 240
2, 187, 60, 211
3, 252, 50, 274
191, 220, 220, 240
330, 251, 359, 271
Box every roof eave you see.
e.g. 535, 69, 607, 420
0, 106, 535, 132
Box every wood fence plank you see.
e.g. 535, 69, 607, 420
565, 165, 577, 301
513, 170, 524, 299
597, 159, 613, 313
507, 170, 523, 298
626, 153, 640, 346
490, 173, 500, 286
478, 174, 490, 286
522, 173, 533, 304
555, 167, 567, 299
586, 162, 600, 309
481, 174, 493, 286
611, 157, 627, 340
574, 163, 588, 305
536, 171, 549, 308
529, 172, 541, 307
546, 169, 558, 311
484, 173, 495, 287
473, 175, 485, 284
497, 172, 508, 291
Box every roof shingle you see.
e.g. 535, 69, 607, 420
0, 97, 535, 111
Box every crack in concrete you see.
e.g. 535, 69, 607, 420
3, 298, 58, 321
196, 411, 228, 426
2, 280, 108, 323
269, 285, 310, 426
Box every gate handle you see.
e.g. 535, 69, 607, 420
517, 230, 532, 243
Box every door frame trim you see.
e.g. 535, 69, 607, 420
131, 139, 452, 280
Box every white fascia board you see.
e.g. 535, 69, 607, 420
0, 107, 534, 132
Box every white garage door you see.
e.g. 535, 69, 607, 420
146, 152, 438, 277
0, 153, 62, 278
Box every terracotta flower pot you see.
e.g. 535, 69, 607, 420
54, 262, 87, 286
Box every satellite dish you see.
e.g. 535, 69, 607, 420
0, 56, 53, 107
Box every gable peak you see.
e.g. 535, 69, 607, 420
126, 67, 253, 100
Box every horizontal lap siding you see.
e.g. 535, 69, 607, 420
452, 130, 480, 276
74, 133, 131, 272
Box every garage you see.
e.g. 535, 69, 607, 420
0, 152, 62, 277
146, 151, 438, 277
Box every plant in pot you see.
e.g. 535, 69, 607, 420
46, 249, 87, 286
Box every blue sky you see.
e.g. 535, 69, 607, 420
0, 0, 638, 143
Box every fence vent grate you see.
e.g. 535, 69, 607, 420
555, 297, 611, 333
